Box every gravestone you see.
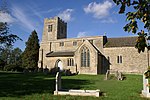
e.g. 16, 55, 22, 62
23, 69, 29, 74
105, 70, 123, 80
142, 73, 150, 97
54, 72, 100, 97
43, 67, 49, 75
117, 72, 123, 80
55, 72, 61, 92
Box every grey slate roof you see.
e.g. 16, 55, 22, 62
105, 36, 137, 47
46, 51, 74, 57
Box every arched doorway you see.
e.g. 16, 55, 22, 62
56, 60, 63, 71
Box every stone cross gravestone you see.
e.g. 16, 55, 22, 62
142, 73, 150, 97
55, 72, 61, 92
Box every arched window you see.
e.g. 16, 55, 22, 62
81, 46, 90, 67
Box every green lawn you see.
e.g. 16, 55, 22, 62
0, 72, 149, 100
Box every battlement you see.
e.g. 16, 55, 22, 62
44, 16, 67, 25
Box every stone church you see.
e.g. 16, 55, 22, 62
38, 16, 149, 74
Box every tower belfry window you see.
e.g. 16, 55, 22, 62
48, 25, 53, 32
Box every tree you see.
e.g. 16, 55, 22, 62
113, 0, 150, 53
0, 0, 21, 50
0, 45, 12, 70
22, 30, 40, 71
0, 22, 21, 49
0, 46, 23, 71
0, 45, 12, 64
10, 48, 22, 65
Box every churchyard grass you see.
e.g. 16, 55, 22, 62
0, 72, 149, 100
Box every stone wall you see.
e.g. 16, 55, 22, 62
45, 57, 73, 70
49, 36, 104, 52
38, 42, 51, 68
104, 47, 149, 74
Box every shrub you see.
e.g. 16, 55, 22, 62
4, 64, 24, 72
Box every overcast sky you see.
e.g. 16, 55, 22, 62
0, 0, 144, 50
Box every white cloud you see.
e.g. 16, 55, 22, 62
101, 18, 117, 23
77, 32, 88, 38
0, 11, 15, 23
58, 9, 74, 22
11, 6, 37, 32
84, 1, 113, 19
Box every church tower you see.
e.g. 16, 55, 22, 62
42, 16, 67, 42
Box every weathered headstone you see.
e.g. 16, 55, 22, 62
117, 72, 123, 80
105, 70, 123, 80
55, 72, 61, 92
43, 67, 49, 75
105, 70, 109, 80
142, 73, 150, 97
23, 69, 29, 74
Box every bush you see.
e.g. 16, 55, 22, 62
43, 67, 49, 75
4, 64, 24, 72
49, 67, 59, 75
0, 59, 6, 71
38, 67, 43, 72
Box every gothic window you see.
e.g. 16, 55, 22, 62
48, 25, 53, 32
60, 42, 64, 46
117, 55, 122, 63
67, 58, 74, 66
73, 41, 77, 46
81, 46, 90, 67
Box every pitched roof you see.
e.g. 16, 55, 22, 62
46, 51, 74, 57
104, 36, 137, 47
